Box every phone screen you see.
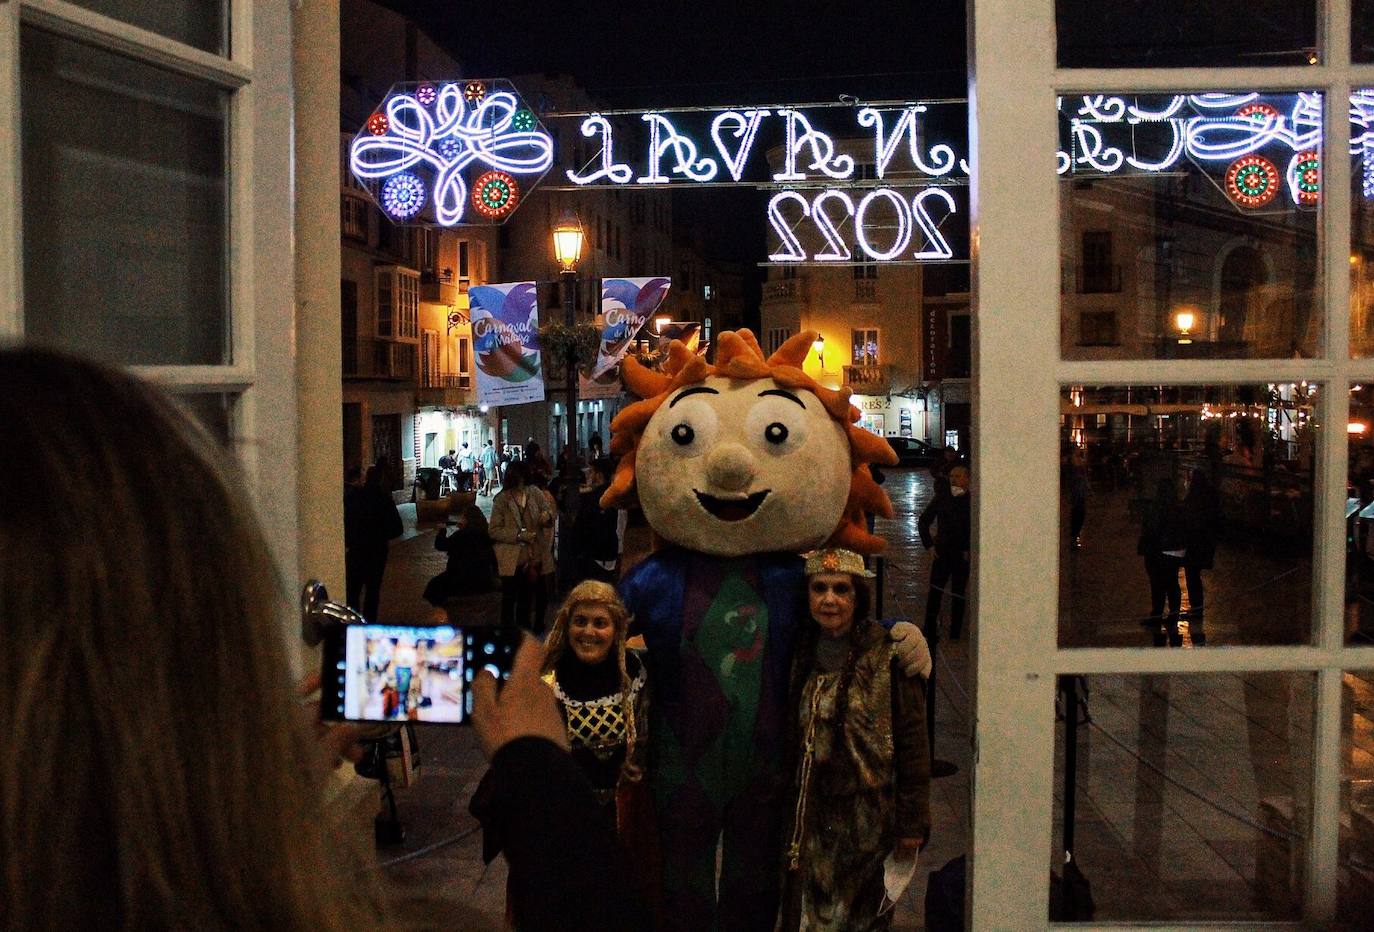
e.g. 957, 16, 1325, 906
320, 624, 522, 724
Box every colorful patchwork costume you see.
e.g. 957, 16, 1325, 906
604, 330, 917, 930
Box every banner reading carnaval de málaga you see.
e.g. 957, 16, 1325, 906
589, 277, 672, 379
468, 281, 545, 406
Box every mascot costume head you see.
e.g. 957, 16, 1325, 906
601, 328, 897, 555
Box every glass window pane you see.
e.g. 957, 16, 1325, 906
64, 0, 226, 56
1057, 1, 1317, 68
21, 27, 229, 367
1053, 673, 1313, 922
1351, 387, 1374, 643
1060, 92, 1322, 361
1340, 671, 1374, 921
172, 391, 235, 447
1060, 384, 1316, 648
1354, 90, 1374, 358
1356, 1, 1374, 63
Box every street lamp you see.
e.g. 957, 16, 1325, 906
813, 334, 825, 368
1174, 308, 1195, 345
551, 210, 584, 464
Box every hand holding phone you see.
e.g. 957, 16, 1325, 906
470, 635, 569, 760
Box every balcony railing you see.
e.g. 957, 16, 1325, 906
421, 372, 471, 390
420, 266, 457, 304
843, 363, 888, 391
343, 339, 416, 381
762, 278, 809, 302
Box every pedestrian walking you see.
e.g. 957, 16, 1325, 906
458, 443, 477, 492
480, 439, 499, 495
1181, 468, 1220, 641
919, 463, 972, 640
574, 459, 620, 583
344, 463, 403, 621
489, 460, 554, 631
1065, 446, 1089, 549
1138, 477, 1188, 645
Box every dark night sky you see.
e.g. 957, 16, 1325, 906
377, 0, 968, 271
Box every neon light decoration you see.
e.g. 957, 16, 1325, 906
381, 172, 426, 219
350, 79, 553, 225
1288, 150, 1320, 205
472, 170, 520, 220
766, 187, 956, 262
1225, 155, 1279, 208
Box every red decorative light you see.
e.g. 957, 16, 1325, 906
1225, 155, 1279, 208
367, 112, 389, 135
1237, 102, 1280, 123
471, 170, 520, 220
464, 80, 487, 102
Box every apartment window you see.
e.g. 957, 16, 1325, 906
766, 327, 793, 355
458, 241, 470, 284
853, 260, 878, 280
420, 229, 440, 274
375, 267, 419, 340
781, 265, 798, 280
342, 194, 368, 242
421, 329, 439, 386
1078, 310, 1118, 346
1080, 230, 1117, 293
851, 328, 880, 365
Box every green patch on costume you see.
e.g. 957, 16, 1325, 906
688, 567, 769, 803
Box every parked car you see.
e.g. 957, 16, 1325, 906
886, 436, 939, 467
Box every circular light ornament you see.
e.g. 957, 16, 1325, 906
381, 172, 426, 220
464, 80, 487, 102
366, 112, 390, 135
471, 170, 519, 220
1293, 150, 1320, 205
437, 136, 463, 160
1237, 102, 1280, 123
512, 108, 537, 132
415, 83, 437, 106
1226, 155, 1279, 208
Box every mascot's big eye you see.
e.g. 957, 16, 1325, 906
764, 422, 789, 444
745, 393, 810, 456
671, 423, 695, 446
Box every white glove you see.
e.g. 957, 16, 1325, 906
889, 621, 932, 679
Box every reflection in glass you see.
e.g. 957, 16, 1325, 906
1350, 388, 1374, 643
1056, 1, 1316, 69
1353, 91, 1374, 357
63, 0, 226, 55
21, 28, 229, 367
1339, 671, 1374, 921
1052, 673, 1313, 921
1060, 384, 1315, 648
1357, 1, 1374, 63
1060, 92, 1322, 361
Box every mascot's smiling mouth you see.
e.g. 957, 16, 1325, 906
693, 489, 771, 522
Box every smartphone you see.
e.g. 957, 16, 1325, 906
319, 623, 521, 724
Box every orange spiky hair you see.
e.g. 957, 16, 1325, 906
601, 328, 899, 554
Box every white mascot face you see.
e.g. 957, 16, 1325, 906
635, 375, 852, 557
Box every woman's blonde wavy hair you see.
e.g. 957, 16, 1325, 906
0, 349, 408, 931
540, 580, 640, 776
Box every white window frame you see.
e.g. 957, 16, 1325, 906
969, 1, 1374, 927
374, 266, 419, 342
0, 0, 298, 575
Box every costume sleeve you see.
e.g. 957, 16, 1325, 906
625, 655, 650, 779
890, 657, 932, 844
491, 737, 649, 932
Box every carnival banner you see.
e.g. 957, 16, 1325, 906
590, 277, 672, 378
468, 281, 545, 406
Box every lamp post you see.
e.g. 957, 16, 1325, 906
552, 210, 585, 464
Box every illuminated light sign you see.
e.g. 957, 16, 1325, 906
1225, 155, 1280, 208
767, 187, 956, 263
349, 79, 553, 226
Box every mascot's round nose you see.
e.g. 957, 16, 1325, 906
705, 442, 756, 492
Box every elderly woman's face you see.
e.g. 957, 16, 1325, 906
808, 572, 856, 638
568, 604, 616, 665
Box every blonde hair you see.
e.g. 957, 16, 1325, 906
600, 329, 898, 554
541, 580, 639, 773
0, 349, 390, 930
